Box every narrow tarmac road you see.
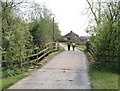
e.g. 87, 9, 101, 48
9, 44, 91, 89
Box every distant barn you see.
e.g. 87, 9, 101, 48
64, 31, 80, 42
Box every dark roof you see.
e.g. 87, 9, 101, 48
64, 31, 80, 41
64, 31, 79, 37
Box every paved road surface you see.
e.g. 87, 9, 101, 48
8, 44, 91, 89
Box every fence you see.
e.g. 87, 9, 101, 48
86, 41, 96, 60
2, 42, 59, 70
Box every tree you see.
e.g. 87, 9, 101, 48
29, 3, 61, 47
2, 1, 32, 69
86, 0, 119, 73
2, 1, 61, 74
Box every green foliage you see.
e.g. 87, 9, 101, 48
2, 1, 61, 77
87, 1, 119, 73
2, 2, 33, 69
2, 2, 31, 68
58, 37, 68, 42
54, 23, 61, 41
30, 18, 52, 46
29, 4, 61, 46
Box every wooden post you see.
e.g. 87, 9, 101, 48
56, 42, 59, 50
37, 48, 39, 64
56, 42, 57, 50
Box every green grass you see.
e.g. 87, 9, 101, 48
76, 45, 86, 51
0, 74, 27, 91
59, 46, 65, 52
90, 67, 119, 90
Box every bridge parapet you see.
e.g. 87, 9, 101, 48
2, 42, 60, 70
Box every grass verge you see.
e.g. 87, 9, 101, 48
58, 46, 65, 52
89, 66, 119, 90
76, 45, 86, 51
0, 74, 28, 91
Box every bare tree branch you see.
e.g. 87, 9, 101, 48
86, 0, 99, 25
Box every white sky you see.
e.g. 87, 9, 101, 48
30, 0, 89, 36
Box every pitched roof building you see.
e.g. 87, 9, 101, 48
79, 36, 89, 44
64, 31, 80, 42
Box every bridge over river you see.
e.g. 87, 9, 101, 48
8, 44, 91, 89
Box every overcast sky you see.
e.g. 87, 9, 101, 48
30, 0, 89, 36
